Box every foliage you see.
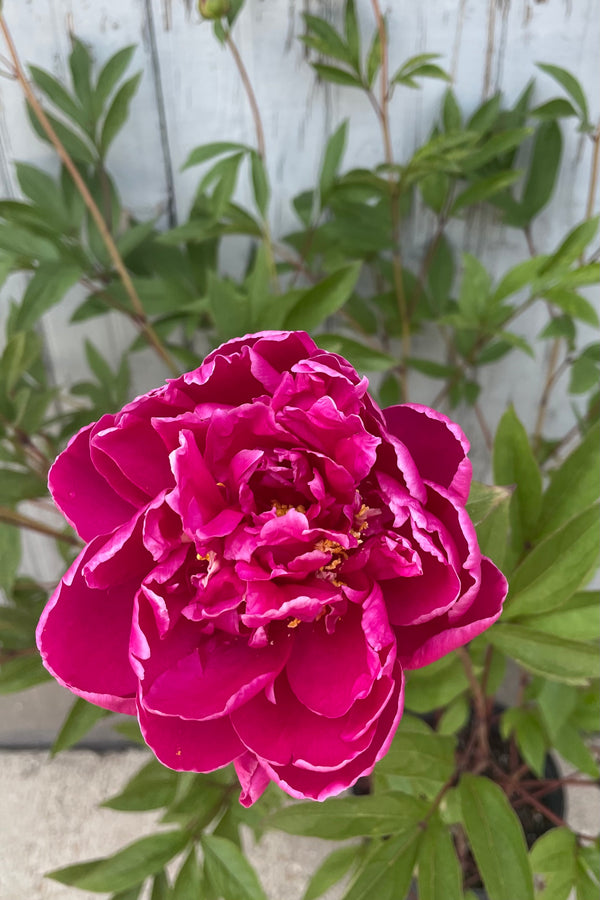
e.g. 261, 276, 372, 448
0, 2, 598, 899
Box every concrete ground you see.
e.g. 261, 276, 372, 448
0, 683, 598, 900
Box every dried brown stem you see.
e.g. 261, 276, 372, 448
369, 0, 410, 398
0, 506, 81, 546
0, 13, 178, 377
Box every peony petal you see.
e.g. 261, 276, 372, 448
144, 631, 293, 721
48, 421, 137, 541
384, 404, 472, 504
261, 665, 404, 801
36, 539, 137, 713
234, 752, 271, 807
138, 699, 244, 772
383, 554, 461, 627
286, 604, 380, 717
395, 557, 507, 669
82, 509, 154, 590
91, 414, 174, 499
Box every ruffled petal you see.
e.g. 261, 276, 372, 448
384, 404, 472, 504
48, 421, 137, 541
36, 539, 137, 713
395, 558, 507, 669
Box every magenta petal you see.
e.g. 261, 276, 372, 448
234, 752, 270, 807
138, 700, 244, 772
383, 555, 461, 626
82, 509, 154, 589
384, 404, 472, 504
48, 422, 137, 541
286, 605, 379, 717
231, 674, 381, 769
262, 665, 404, 801
91, 415, 173, 499
395, 557, 507, 669
144, 633, 292, 720
36, 540, 137, 713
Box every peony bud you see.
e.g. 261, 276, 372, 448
198, 0, 230, 19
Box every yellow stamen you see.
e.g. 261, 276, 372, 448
288, 617, 302, 629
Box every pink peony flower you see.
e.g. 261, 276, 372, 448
37, 331, 506, 804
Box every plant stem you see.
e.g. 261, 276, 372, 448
0, 506, 81, 546
533, 335, 561, 452
585, 123, 600, 221
369, 0, 410, 398
0, 13, 179, 378
474, 401, 493, 452
457, 646, 489, 761
223, 28, 279, 291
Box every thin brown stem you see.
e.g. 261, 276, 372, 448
370, 0, 410, 399
0, 507, 81, 546
0, 13, 178, 377
474, 401, 493, 452
224, 31, 265, 161
585, 124, 600, 221
457, 646, 489, 761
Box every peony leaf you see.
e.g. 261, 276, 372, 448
505, 505, 600, 618
268, 793, 428, 840
493, 405, 542, 555
0, 653, 51, 694
201, 834, 267, 900
302, 845, 360, 900
51, 696, 111, 756
530, 827, 577, 900
488, 624, 599, 684
316, 334, 396, 372
418, 814, 462, 900
101, 759, 178, 811
48, 831, 188, 892
172, 848, 204, 899
466, 482, 513, 525
537, 424, 600, 537
460, 775, 534, 900
343, 831, 421, 900
284, 262, 361, 331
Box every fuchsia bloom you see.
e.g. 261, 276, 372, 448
37, 331, 506, 804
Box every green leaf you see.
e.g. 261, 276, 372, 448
392, 54, 449, 88
467, 482, 513, 525
316, 335, 395, 371
505, 504, 600, 618
575, 843, 600, 900
0, 221, 60, 261
0, 331, 42, 394
95, 46, 136, 114
500, 708, 547, 777
543, 218, 599, 273
552, 725, 599, 778
405, 357, 456, 378
427, 234, 454, 312
182, 141, 249, 169
102, 759, 178, 811
69, 37, 94, 117
365, 28, 382, 87
570, 353, 600, 395
0, 653, 51, 693
468, 94, 501, 132
538, 424, 600, 537
320, 121, 348, 200
51, 697, 111, 755
15, 263, 81, 331
284, 262, 361, 331
150, 871, 169, 900
28, 65, 87, 130
537, 63, 590, 126
48, 831, 188, 893
460, 774, 534, 900
488, 624, 599, 684
172, 848, 203, 899
520, 591, 600, 642
207, 272, 250, 340
458, 253, 491, 322
475, 497, 510, 570
27, 103, 96, 164
249, 151, 270, 217
0, 469, 46, 504
493, 405, 542, 547
0, 522, 20, 594
404, 654, 469, 713
201, 834, 267, 900
344, 0, 360, 72
451, 170, 521, 215
493, 257, 544, 303
312, 64, 363, 88
544, 289, 599, 326
377, 729, 455, 794
532, 98, 578, 120
268, 793, 428, 840
302, 846, 359, 900
343, 831, 421, 900
15, 163, 67, 222
443, 89, 462, 131
302, 14, 352, 67
437, 694, 469, 735
418, 815, 462, 900
530, 827, 577, 900
520, 120, 562, 223
100, 72, 142, 156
